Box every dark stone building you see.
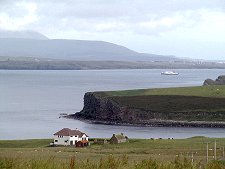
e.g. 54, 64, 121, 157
109, 133, 128, 144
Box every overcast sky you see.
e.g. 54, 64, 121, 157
0, 0, 225, 60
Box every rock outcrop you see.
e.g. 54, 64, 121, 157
72, 92, 142, 123
203, 75, 225, 86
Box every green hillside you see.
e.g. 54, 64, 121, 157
98, 86, 225, 122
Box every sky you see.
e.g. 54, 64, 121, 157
0, 0, 225, 60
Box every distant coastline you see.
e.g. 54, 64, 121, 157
1, 59, 225, 70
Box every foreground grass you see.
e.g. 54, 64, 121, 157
1, 155, 225, 169
1, 137, 225, 168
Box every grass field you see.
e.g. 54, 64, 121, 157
0, 139, 52, 148
1, 137, 225, 168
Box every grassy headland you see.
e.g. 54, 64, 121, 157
1, 137, 225, 168
105, 86, 225, 121
80, 85, 225, 123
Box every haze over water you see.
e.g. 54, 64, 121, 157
1, 69, 225, 140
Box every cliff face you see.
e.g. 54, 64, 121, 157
74, 92, 121, 121
204, 75, 225, 86
73, 92, 149, 124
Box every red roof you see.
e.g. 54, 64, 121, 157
54, 128, 88, 137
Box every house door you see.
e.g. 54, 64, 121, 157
70, 141, 73, 146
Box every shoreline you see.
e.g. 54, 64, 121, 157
66, 115, 225, 128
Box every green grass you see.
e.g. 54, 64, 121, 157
1, 137, 225, 168
104, 85, 225, 98
1, 137, 225, 159
111, 95, 225, 120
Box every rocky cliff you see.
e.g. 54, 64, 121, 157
70, 90, 225, 128
203, 75, 225, 86
72, 92, 139, 123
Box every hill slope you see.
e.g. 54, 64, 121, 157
0, 38, 178, 61
0, 30, 48, 40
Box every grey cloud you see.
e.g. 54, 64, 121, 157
0, 0, 225, 59
34, 0, 224, 18
2, 0, 224, 21
1, 0, 224, 34
0, 2, 26, 18
34, 0, 224, 29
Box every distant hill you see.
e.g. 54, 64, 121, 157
0, 31, 224, 69
0, 30, 48, 40
0, 38, 179, 61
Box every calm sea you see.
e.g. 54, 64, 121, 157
1, 69, 225, 140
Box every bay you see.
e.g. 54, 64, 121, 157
1, 69, 225, 140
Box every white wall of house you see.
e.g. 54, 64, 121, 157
53, 134, 88, 146
82, 134, 89, 141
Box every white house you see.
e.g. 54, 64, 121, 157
53, 128, 89, 146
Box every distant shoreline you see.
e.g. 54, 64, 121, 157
1, 60, 225, 70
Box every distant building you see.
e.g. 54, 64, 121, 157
53, 128, 88, 146
109, 133, 128, 144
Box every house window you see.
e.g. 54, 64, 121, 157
65, 140, 68, 143
55, 140, 58, 142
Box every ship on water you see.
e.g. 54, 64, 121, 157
161, 71, 179, 75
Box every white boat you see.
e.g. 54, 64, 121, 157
161, 71, 179, 75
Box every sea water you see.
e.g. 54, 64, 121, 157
1, 69, 225, 140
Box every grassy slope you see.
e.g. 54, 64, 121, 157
97, 85, 225, 121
